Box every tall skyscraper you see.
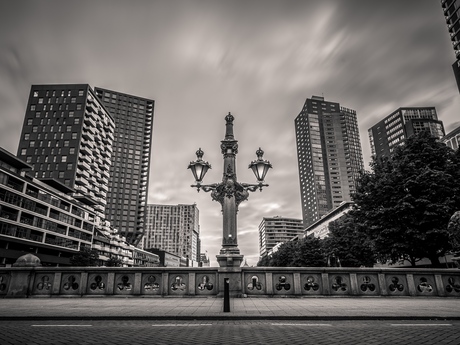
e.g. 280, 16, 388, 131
258, 216, 303, 258
17, 84, 115, 216
441, 0, 460, 93
368, 107, 445, 159
94, 87, 154, 246
143, 204, 200, 262
295, 95, 364, 227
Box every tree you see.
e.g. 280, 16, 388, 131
352, 131, 460, 267
69, 248, 99, 267
105, 256, 123, 267
322, 214, 375, 267
258, 235, 326, 267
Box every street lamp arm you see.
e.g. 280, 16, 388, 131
191, 183, 219, 193
241, 182, 269, 192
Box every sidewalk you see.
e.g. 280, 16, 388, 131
1, 297, 460, 320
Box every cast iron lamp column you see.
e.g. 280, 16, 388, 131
188, 113, 272, 267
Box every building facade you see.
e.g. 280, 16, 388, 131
295, 95, 364, 227
441, 0, 460, 93
143, 204, 200, 262
442, 125, 460, 150
304, 201, 354, 239
17, 84, 115, 216
368, 107, 445, 159
0, 146, 158, 267
258, 216, 304, 258
94, 87, 154, 246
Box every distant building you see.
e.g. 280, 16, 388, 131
143, 204, 200, 262
94, 87, 154, 246
304, 201, 354, 239
258, 216, 303, 258
145, 248, 181, 267
442, 125, 460, 150
368, 107, 445, 159
200, 252, 210, 267
441, 0, 460, 93
295, 95, 364, 227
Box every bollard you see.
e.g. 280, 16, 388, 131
223, 278, 230, 312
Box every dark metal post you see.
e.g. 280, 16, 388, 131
223, 278, 230, 312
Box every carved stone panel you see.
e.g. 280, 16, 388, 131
142, 274, 161, 295
60, 273, 81, 295
272, 273, 293, 295
329, 274, 351, 295
196, 273, 216, 295
169, 275, 188, 295
301, 274, 323, 295
87, 273, 107, 295
357, 274, 379, 295
245, 274, 266, 295
385, 275, 408, 296
443, 275, 460, 296
33, 273, 54, 295
413, 274, 437, 296
115, 274, 135, 295
0, 273, 9, 295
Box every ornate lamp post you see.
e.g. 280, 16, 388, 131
188, 113, 272, 267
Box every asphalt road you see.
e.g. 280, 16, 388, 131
2, 320, 459, 345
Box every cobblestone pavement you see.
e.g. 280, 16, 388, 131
1, 320, 460, 345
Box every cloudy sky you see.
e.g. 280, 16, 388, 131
0, 0, 458, 266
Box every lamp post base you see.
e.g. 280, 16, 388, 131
216, 253, 244, 268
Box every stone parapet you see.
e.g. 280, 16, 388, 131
0, 266, 459, 298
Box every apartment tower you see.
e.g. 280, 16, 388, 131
295, 95, 364, 227
143, 204, 200, 262
17, 84, 115, 216
368, 107, 445, 159
258, 216, 303, 258
94, 87, 154, 246
441, 0, 460, 93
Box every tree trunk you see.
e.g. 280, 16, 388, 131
428, 255, 442, 268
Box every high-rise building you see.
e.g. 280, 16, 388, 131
295, 95, 364, 227
441, 0, 460, 93
258, 216, 303, 258
17, 84, 115, 216
143, 204, 200, 262
368, 107, 445, 159
94, 87, 154, 246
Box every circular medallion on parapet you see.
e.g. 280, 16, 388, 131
13, 253, 42, 267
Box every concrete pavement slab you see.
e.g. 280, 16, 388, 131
0, 297, 459, 320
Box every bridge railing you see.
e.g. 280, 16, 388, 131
1, 266, 459, 297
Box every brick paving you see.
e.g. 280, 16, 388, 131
0, 296, 459, 320
1, 320, 460, 345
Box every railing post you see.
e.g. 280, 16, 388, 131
223, 278, 230, 312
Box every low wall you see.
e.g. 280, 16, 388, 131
1, 266, 459, 298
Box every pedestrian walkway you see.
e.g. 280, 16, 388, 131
1, 297, 460, 320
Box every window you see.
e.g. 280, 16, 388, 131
67, 163, 73, 170
27, 119, 33, 126
66, 125, 72, 132
21, 148, 27, 155
26, 156, 32, 163
69, 148, 75, 154
62, 156, 67, 162
29, 141, 35, 147
30, 105, 36, 111
72, 133, 77, 139
74, 118, 80, 125
33, 91, 38, 97
71, 97, 76, 103
78, 90, 84, 96
58, 171, 65, 178
24, 133, 30, 140
32, 126, 38, 133
76, 104, 82, 110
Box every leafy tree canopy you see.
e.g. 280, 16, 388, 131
69, 248, 99, 267
322, 214, 375, 267
105, 256, 123, 267
352, 131, 460, 267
